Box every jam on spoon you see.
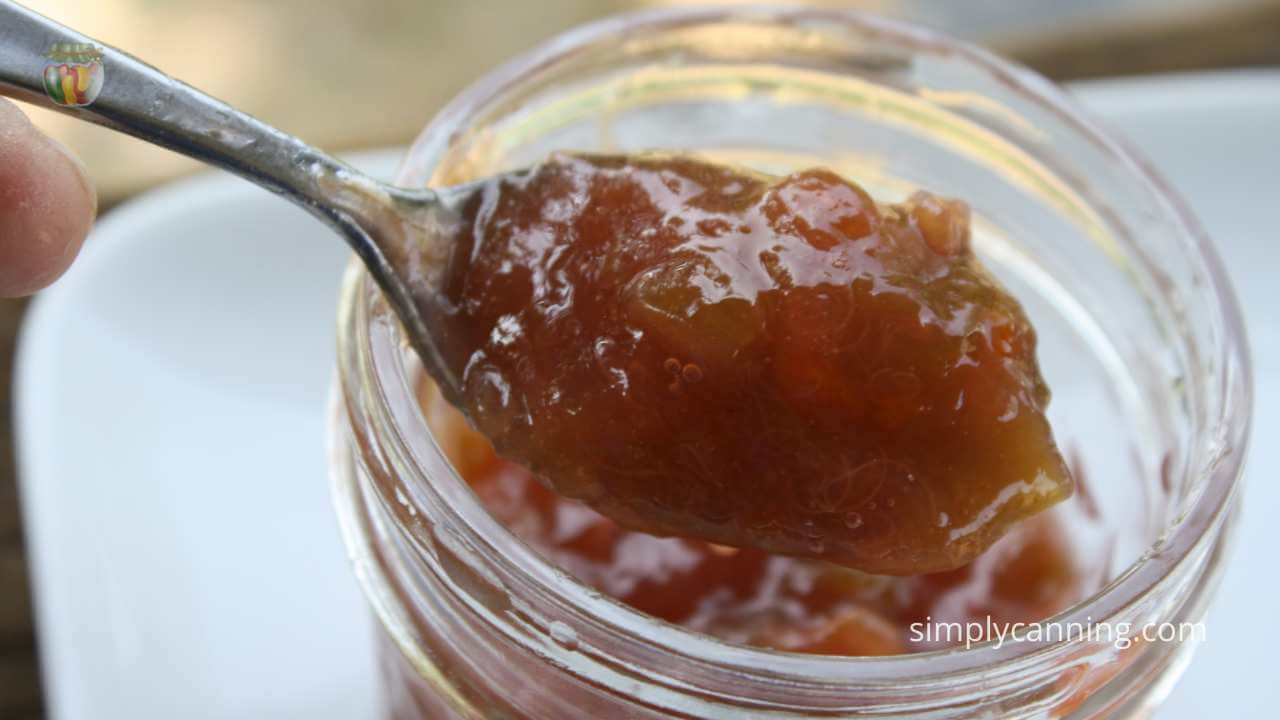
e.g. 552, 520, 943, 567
434, 152, 1072, 575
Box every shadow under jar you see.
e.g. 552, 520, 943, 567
329, 7, 1251, 719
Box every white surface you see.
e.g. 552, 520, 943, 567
14, 72, 1280, 718
16, 150, 400, 720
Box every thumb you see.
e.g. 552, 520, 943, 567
0, 98, 96, 297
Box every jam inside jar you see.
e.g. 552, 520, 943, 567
331, 7, 1249, 720
421, 379, 1101, 657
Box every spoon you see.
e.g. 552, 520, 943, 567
1, 2, 1077, 575
0, 0, 475, 404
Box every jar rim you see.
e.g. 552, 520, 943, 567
358, 4, 1253, 686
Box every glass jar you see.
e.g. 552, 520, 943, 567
329, 7, 1251, 719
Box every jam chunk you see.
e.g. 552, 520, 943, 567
437, 153, 1072, 574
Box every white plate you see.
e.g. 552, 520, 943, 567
16, 150, 399, 720
16, 71, 1280, 718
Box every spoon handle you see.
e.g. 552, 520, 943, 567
0, 1, 364, 212
0, 1, 456, 383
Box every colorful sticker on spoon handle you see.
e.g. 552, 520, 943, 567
43, 43, 104, 107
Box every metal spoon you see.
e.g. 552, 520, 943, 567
0, 1, 477, 402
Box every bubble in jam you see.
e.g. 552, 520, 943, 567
434, 152, 1073, 575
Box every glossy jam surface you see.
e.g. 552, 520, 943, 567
425, 385, 1087, 655
439, 153, 1072, 574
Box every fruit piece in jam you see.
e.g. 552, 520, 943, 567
423, 382, 1087, 655
436, 152, 1072, 575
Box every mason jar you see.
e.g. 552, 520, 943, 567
329, 7, 1252, 718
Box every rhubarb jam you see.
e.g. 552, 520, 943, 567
423, 382, 1086, 656
437, 153, 1072, 574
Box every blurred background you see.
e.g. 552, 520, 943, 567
1, 0, 1278, 717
